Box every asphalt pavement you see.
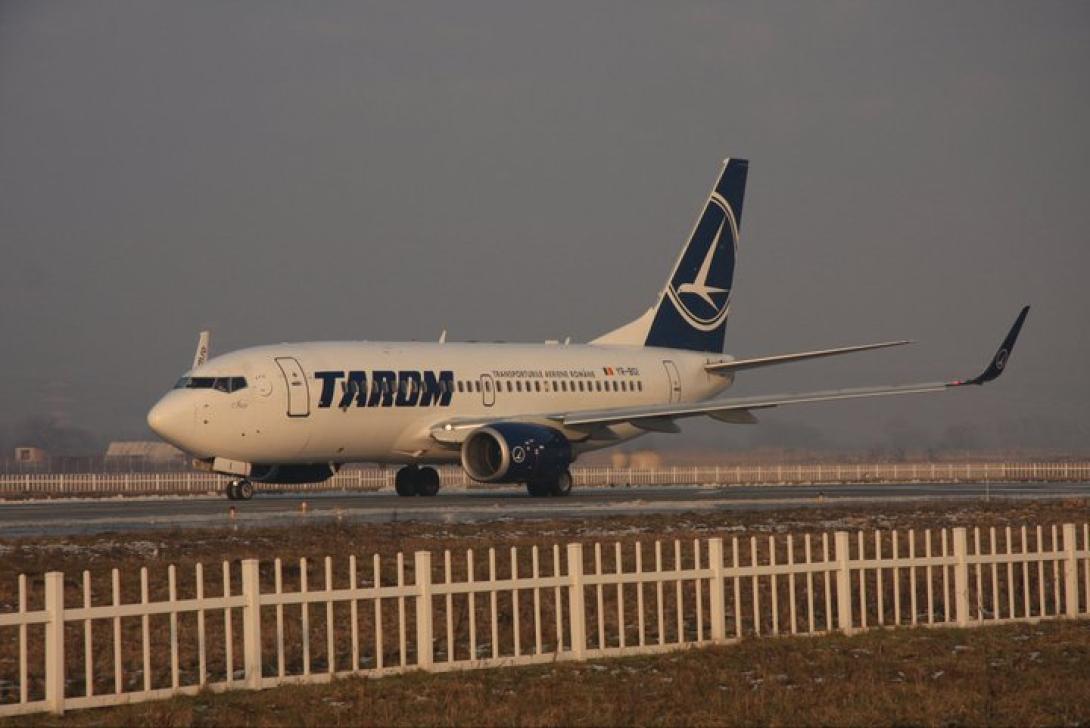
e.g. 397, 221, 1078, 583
1, 481, 1088, 536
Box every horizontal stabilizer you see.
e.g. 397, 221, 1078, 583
705, 340, 911, 374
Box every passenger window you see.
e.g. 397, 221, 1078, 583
578, 381, 585, 392
456, 381, 464, 393
475, 381, 482, 392
638, 381, 643, 392
612, 381, 619, 392
534, 381, 541, 392
484, 380, 491, 392
506, 381, 513, 392
516, 381, 523, 392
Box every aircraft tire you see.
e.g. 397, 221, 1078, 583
394, 466, 419, 497
237, 480, 255, 500
549, 470, 574, 497
526, 480, 552, 497
226, 481, 240, 500
417, 467, 440, 497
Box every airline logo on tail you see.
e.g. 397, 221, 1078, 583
622, 157, 748, 353
664, 191, 738, 331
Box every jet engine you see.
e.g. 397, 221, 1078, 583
248, 463, 340, 484
461, 423, 572, 483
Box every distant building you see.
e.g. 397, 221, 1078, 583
13, 446, 47, 464
610, 450, 664, 469
105, 441, 187, 466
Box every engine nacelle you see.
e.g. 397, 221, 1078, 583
461, 423, 572, 483
248, 463, 340, 484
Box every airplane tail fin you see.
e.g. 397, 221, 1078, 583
592, 158, 748, 352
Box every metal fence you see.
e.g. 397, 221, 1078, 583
1, 521, 1088, 716
1, 462, 1088, 498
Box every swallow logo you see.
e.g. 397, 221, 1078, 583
677, 213, 728, 308
994, 349, 1009, 371
665, 193, 737, 331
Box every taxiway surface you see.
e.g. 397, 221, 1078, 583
1, 482, 1089, 536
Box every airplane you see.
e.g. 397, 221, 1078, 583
147, 158, 1029, 500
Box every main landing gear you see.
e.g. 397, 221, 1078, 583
526, 470, 573, 498
394, 466, 441, 497
225, 479, 254, 501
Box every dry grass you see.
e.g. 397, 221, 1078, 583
2, 499, 1090, 724
4, 620, 1090, 727
4, 499, 1088, 587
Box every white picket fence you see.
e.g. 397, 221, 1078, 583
1, 461, 1088, 497
1, 521, 1088, 716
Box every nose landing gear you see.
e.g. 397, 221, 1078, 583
394, 466, 441, 497
225, 479, 254, 500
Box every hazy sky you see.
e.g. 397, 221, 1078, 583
1, 1, 1088, 453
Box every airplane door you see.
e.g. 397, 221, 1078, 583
481, 374, 495, 407
662, 360, 682, 403
275, 357, 310, 417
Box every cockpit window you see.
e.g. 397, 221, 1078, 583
174, 376, 247, 392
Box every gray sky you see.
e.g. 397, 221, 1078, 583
1, 1, 1088, 453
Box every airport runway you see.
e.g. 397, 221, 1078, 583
1, 482, 1089, 536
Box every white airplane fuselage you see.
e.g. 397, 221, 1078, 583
146, 157, 1026, 497
150, 341, 733, 465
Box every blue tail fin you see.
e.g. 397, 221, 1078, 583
643, 158, 749, 352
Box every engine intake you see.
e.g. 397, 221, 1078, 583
461, 423, 572, 483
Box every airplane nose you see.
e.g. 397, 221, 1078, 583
147, 393, 192, 447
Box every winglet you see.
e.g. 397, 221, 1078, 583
192, 330, 211, 369
948, 306, 1029, 387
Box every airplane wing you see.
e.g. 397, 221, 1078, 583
430, 306, 1028, 443
563, 306, 1028, 430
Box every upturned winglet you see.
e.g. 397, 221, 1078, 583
948, 305, 1030, 387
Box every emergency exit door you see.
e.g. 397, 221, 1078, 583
275, 357, 310, 417
480, 374, 496, 407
